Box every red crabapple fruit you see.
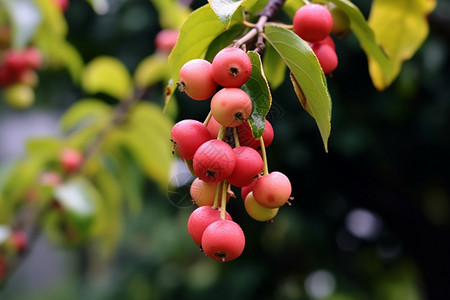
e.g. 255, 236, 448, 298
201, 219, 245, 262
245, 192, 279, 221
293, 4, 333, 42
227, 146, 263, 187
206, 115, 221, 139
310, 42, 338, 75
238, 119, 274, 149
190, 178, 229, 207
155, 29, 179, 54
171, 119, 212, 160
193, 140, 236, 183
211, 47, 252, 87
187, 206, 231, 245
178, 59, 218, 100
210, 88, 252, 127
241, 179, 258, 202
60, 148, 83, 173
252, 171, 292, 208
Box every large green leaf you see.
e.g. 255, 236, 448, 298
263, 42, 287, 90
264, 25, 331, 151
60, 98, 111, 132
241, 51, 272, 139
208, 0, 256, 28
367, 0, 436, 90
1, 0, 41, 48
82, 56, 132, 100
204, 24, 248, 62
327, 0, 392, 90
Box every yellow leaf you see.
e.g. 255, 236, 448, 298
368, 0, 436, 90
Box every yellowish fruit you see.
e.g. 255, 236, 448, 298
3, 84, 35, 109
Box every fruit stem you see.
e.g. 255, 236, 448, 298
233, 127, 240, 147
203, 110, 212, 127
217, 125, 227, 141
220, 181, 228, 220
213, 181, 223, 210
259, 136, 269, 176
233, 16, 268, 48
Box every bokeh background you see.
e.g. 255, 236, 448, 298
0, 0, 449, 299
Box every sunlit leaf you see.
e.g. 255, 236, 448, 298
60, 98, 111, 132
205, 24, 248, 62
283, 0, 306, 18
208, 0, 255, 28
134, 54, 170, 89
367, 0, 436, 90
82, 56, 132, 100
327, 0, 392, 90
149, 0, 191, 29
241, 51, 272, 139
265, 25, 331, 151
2, 0, 41, 48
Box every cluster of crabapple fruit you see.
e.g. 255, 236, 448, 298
293, 2, 350, 75
171, 47, 292, 262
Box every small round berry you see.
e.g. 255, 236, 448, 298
211, 88, 252, 127
238, 119, 274, 149
190, 178, 229, 207
155, 29, 179, 54
241, 179, 258, 202
310, 42, 338, 75
201, 219, 245, 262
212, 47, 252, 87
187, 206, 231, 245
293, 4, 333, 42
193, 140, 236, 183
227, 146, 263, 187
206, 115, 221, 139
252, 171, 292, 208
171, 119, 213, 160
60, 148, 83, 173
178, 59, 218, 100
245, 192, 279, 221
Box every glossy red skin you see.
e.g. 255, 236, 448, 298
210, 88, 252, 127
155, 29, 179, 54
252, 171, 292, 208
237, 119, 274, 149
171, 119, 213, 160
201, 220, 245, 262
193, 140, 236, 183
179, 59, 218, 100
293, 4, 333, 42
240, 179, 258, 202
187, 206, 232, 245
206, 115, 221, 139
314, 35, 335, 50
60, 148, 83, 173
212, 47, 252, 87
310, 43, 338, 75
227, 146, 263, 187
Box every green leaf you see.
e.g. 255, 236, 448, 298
208, 0, 249, 28
60, 98, 111, 133
263, 43, 287, 90
54, 176, 98, 218
283, 0, 306, 18
367, 0, 436, 90
26, 137, 62, 156
134, 54, 170, 89
327, 0, 392, 90
82, 56, 132, 100
204, 24, 248, 62
241, 51, 272, 139
265, 25, 331, 151
1, 0, 41, 48
114, 103, 174, 189
149, 0, 191, 29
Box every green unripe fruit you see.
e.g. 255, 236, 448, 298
244, 192, 279, 222
3, 83, 34, 109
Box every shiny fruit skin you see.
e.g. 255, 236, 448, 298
293, 4, 333, 43
178, 59, 218, 100
171, 119, 213, 160
193, 140, 236, 183
211, 47, 252, 87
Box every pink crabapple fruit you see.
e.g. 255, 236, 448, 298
241, 179, 258, 202
187, 206, 232, 245
227, 146, 264, 187
193, 140, 236, 183
211, 47, 252, 87
252, 171, 292, 208
60, 148, 83, 173
155, 29, 179, 54
201, 219, 245, 262
190, 178, 229, 207
293, 3, 333, 43
310, 42, 338, 75
178, 59, 218, 100
237, 119, 274, 149
210, 87, 252, 127
171, 119, 213, 160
